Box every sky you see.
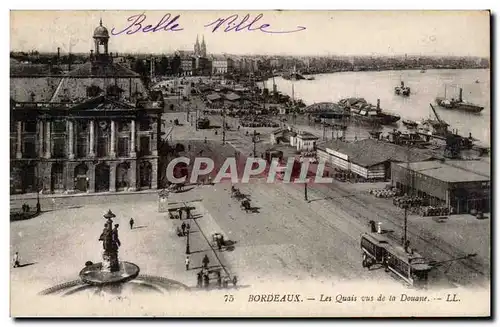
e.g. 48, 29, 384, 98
10, 10, 490, 57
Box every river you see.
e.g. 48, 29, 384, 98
267, 69, 490, 146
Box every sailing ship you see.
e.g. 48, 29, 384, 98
435, 86, 484, 113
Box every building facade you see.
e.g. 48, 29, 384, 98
391, 160, 490, 214
212, 57, 234, 75
10, 20, 162, 195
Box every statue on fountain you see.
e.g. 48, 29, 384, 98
99, 210, 121, 272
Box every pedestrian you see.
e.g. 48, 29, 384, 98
197, 271, 203, 288
185, 255, 190, 270
203, 274, 210, 288
232, 276, 238, 288
181, 222, 186, 235
178, 208, 183, 220
217, 238, 222, 251
202, 254, 210, 269
186, 223, 191, 234
13, 252, 20, 268
204, 137, 207, 144
129, 218, 134, 230
217, 271, 222, 288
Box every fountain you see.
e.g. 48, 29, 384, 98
39, 209, 189, 297
78, 209, 140, 286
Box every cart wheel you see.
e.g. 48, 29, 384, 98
362, 253, 368, 268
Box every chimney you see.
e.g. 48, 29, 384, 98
459, 88, 463, 102
68, 53, 72, 71
57, 47, 60, 64
376, 99, 380, 109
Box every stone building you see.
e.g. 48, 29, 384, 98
10, 20, 162, 195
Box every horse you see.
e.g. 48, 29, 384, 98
240, 199, 251, 212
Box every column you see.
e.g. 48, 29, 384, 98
88, 163, 95, 193
16, 121, 22, 159
151, 159, 158, 189
68, 120, 74, 159
44, 120, 51, 159
151, 119, 158, 156
89, 120, 95, 157
130, 120, 136, 158
65, 162, 75, 193
129, 160, 137, 191
37, 120, 44, 158
110, 120, 116, 158
109, 163, 116, 192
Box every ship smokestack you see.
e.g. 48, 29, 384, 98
459, 88, 463, 102
401, 81, 404, 87
377, 99, 380, 110
57, 47, 60, 65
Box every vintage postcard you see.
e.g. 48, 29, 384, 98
9, 10, 490, 317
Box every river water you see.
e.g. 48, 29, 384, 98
267, 69, 490, 146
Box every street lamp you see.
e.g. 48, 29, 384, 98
36, 178, 41, 213
185, 205, 191, 255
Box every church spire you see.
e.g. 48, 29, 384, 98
194, 35, 200, 56
200, 35, 207, 57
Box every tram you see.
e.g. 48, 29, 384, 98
361, 232, 432, 288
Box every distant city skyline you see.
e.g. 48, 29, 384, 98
10, 10, 490, 57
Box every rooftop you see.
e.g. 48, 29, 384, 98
296, 132, 319, 140
397, 160, 490, 183
318, 138, 435, 168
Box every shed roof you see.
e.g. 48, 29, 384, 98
206, 93, 221, 101
225, 93, 241, 101
319, 138, 435, 168
397, 161, 490, 183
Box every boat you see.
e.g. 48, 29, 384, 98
416, 104, 450, 138
402, 119, 418, 128
338, 98, 400, 125
306, 76, 315, 81
282, 65, 306, 81
475, 80, 480, 84
420, 69, 426, 73
394, 81, 411, 96
435, 86, 484, 113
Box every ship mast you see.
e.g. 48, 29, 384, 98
403, 141, 411, 248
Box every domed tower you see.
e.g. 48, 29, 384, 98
194, 35, 200, 57
200, 35, 207, 57
93, 19, 110, 56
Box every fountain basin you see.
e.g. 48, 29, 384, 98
79, 261, 140, 286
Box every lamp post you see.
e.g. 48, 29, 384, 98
185, 207, 191, 255
36, 178, 41, 213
